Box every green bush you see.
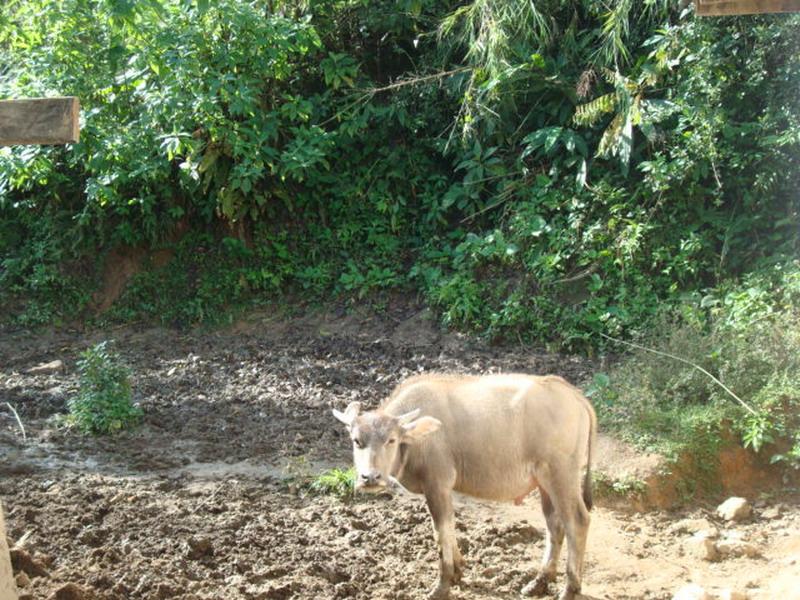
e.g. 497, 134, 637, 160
67, 341, 142, 434
593, 262, 800, 469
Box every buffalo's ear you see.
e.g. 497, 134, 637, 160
401, 416, 441, 442
332, 401, 361, 427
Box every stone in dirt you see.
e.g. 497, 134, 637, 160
760, 505, 781, 520
670, 518, 717, 536
672, 520, 719, 541
9, 549, 48, 578
15, 571, 31, 588
672, 583, 712, 600
25, 360, 64, 375
716, 497, 752, 522
715, 535, 760, 559
186, 536, 214, 560
49, 583, 87, 600
263, 582, 294, 599
685, 532, 719, 562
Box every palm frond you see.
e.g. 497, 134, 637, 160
597, 111, 625, 158
573, 93, 616, 127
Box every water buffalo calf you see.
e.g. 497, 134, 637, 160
333, 373, 596, 600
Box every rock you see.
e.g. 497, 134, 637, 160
716, 497, 752, 522
685, 532, 719, 562
672, 583, 711, 600
49, 583, 86, 600
264, 582, 294, 599
10, 548, 49, 577
349, 519, 368, 531
155, 583, 177, 599
760, 505, 781, 520
186, 536, 214, 560
670, 518, 717, 536
15, 571, 31, 588
26, 359, 64, 375
716, 536, 760, 558
716, 590, 748, 600
481, 565, 502, 578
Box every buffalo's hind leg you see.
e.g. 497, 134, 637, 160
452, 540, 465, 584
523, 462, 590, 600
559, 492, 590, 600
425, 487, 459, 599
540, 464, 591, 600
522, 487, 564, 597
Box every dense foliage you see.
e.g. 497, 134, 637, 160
1, 0, 798, 343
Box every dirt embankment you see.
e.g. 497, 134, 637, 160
0, 308, 797, 599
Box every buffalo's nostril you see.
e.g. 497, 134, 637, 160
360, 472, 381, 485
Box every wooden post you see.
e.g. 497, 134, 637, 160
0, 503, 18, 600
0, 95, 79, 599
696, 0, 800, 15
0, 95, 79, 597
0, 97, 80, 146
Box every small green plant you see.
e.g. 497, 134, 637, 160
309, 467, 356, 498
592, 471, 647, 499
67, 341, 141, 434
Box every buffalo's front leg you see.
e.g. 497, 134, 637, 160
425, 488, 458, 599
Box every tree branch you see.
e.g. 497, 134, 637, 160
599, 332, 757, 415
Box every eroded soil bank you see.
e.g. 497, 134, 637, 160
1, 308, 798, 599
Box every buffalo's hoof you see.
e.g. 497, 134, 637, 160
452, 560, 465, 585
521, 575, 551, 597
557, 587, 579, 600
427, 583, 451, 600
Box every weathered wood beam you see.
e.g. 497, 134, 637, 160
696, 0, 800, 15
0, 503, 18, 600
0, 97, 80, 146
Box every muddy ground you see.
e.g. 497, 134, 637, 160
1, 307, 798, 600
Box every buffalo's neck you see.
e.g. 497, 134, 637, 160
390, 442, 410, 480
392, 443, 431, 495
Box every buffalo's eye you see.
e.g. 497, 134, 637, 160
353, 439, 365, 449
386, 438, 396, 445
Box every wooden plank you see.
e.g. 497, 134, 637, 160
697, 0, 800, 15
0, 503, 18, 600
0, 97, 80, 146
